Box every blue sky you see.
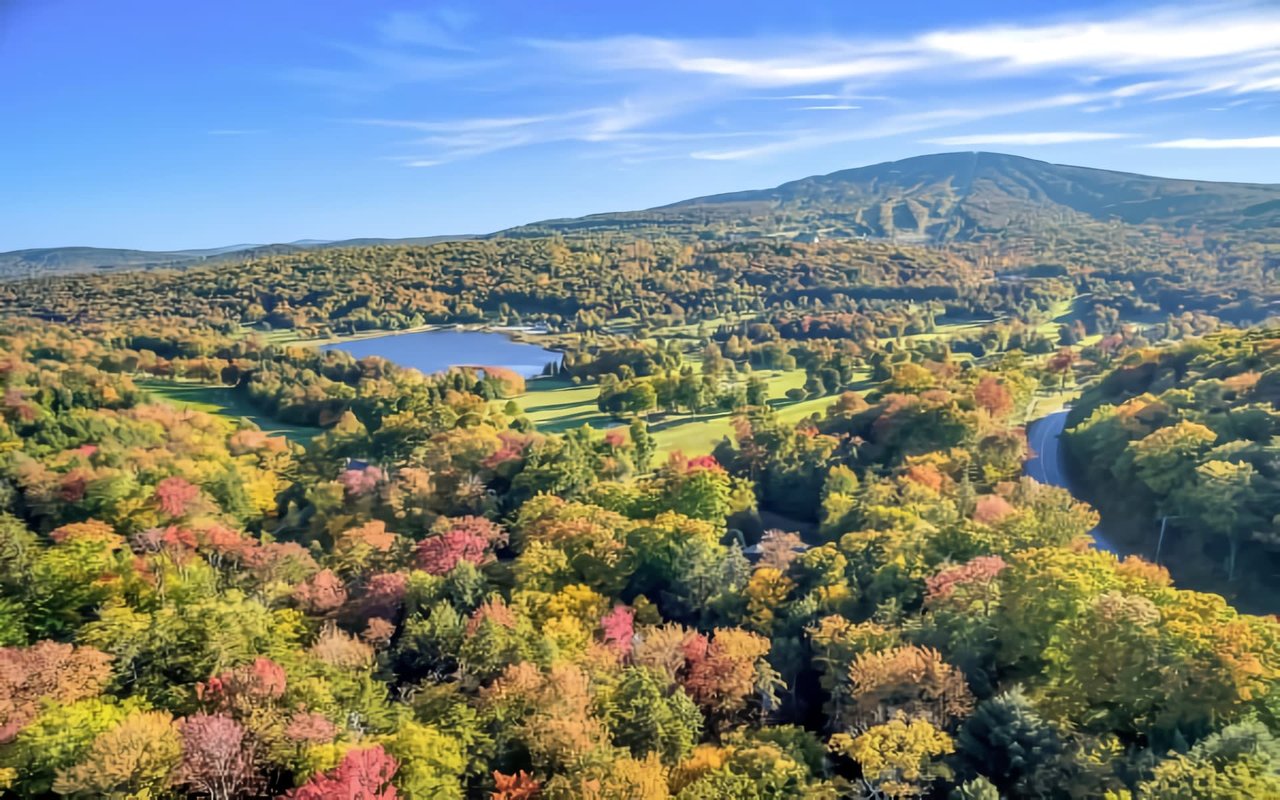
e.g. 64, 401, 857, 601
3, 0, 1279, 251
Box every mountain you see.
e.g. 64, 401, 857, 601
0, 235, 477, 280
505, 151, 1280, 242
11, 152, 1280, 280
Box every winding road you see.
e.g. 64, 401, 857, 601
1024, 410, 1118, 554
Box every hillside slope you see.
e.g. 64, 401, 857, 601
508, 151, 1280, 241
0, 235, 476, 280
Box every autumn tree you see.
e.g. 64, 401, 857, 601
289, 745, 400, 800
53, 709, 182, 798
176, 713, 261, 800
831, 713, 954, 799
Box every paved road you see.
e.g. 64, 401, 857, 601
1024, 410, 1118, 554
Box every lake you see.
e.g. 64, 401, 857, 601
322, 329, 560, 379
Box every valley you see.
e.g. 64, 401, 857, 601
2, 151, 1278, 799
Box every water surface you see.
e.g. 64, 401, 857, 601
322, 329, 559, 379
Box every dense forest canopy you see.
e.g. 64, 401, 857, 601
0, 152, 1278, 798
4, 154, 1280, 335
0, 305, 1276, 798
1065, 328, 1280, 605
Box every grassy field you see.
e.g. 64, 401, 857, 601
231, 309, 1102, 456
514, 366, 869, 455
138, 379, 322, 444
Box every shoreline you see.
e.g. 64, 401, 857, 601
265, 321, 554, 348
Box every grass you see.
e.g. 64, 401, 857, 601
138, 379, 322, 444
233, 309, 1095, 456
1017, 386, 1083, 425
512, 366, 870, 456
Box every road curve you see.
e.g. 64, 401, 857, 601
1024, 410, 1118, 554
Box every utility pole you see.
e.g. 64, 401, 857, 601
1154, 515, 1180, 566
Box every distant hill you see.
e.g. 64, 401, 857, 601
0, 235, 476, 280
11, 152, 1280, 279
503, 151, 1280, 242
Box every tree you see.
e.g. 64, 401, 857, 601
831, 713, 955, 799
176, 713, 261, 800
0, 641, 112, 743
382, 722, 466, 799
956, 688, 1065, 798
973, 377, 1013, 419
416, 530, 492, 576
844, 645, 973, 729
53, 709, 182, 798
820, 465, 861, 540
1137, 720, 1280, 799
291, 569, 348, 616
1127, 420, 1217, 500
491, 770, 541, 800
1045, 349, 1075, 390
680, 628, 777, 726
289, 745, 400, 800
1183, 459, 1257, 580
0, 697, 134, 795
606, 666, 703, 765
655, 457, 735, 523
154, 475, 201, 518
630, 418, 657, 474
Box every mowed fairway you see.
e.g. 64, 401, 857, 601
513, 367, 869, 455
138, 379, 322, 444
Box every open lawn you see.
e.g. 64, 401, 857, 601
513, 366, 870, 456
138, 379, 323, 444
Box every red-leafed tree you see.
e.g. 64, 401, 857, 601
416, 529, 491, 576
155, 475, 201, 518
926, 556, 1008, 617
974, 376, 1014, 419
600, 606, 635, 656
972, 494, 1016, 525
198, 657, 287, 716
283, 711, 339, 745
492, 770, 541, 799
346, 572, 409, 626
292, 569, 348, 615
339, 466, 385, 497
0, 641, 113, 742
287, 744, 399, 800
177, 713, 261, 800
432, 515, 508, 547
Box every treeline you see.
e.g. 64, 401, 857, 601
0, 235, 1086, 339
1065, 327, 1280, 592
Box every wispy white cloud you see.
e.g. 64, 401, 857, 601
312, 3, 1280, 165
355, 111, 597, 134
535, 4, 1280, 90
367, 98, 751, 166
924, 131, 1137, 145
690, 91, 1109, 161
1146, 135, 1280, 149
916, 6, 1280, 70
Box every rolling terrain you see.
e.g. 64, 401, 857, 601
11, 152, 1280, 281
0, 234, 476, 280
507, 151, 1280, 242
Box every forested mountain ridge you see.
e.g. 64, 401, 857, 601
13, 152, 1280, 282
0, 236, 477, 280
508, 151, 1280, 242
